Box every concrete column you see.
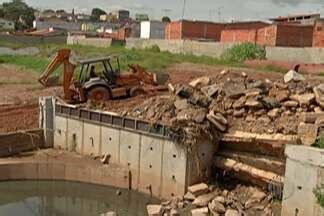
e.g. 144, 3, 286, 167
39, 96, 55, 148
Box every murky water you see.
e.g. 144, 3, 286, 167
0, 181, 160, 216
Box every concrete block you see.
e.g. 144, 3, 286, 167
78, 165, 91, 183
67, 118, 83, 153
139, 135, 164, 196
101, 126, 120, 164
161, 140, 187, 198
282, 145, 324, 216
54, 116, 67, 149
90, 165, 103, 185
39, 97, 54, 148
83, 122, 101, 156
119, 130, 140, 190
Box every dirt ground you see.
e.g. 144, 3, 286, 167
0, 62, 322, 133
0, 64, 60, 133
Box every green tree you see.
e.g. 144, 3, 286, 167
91, 8, 106, 21
162, 16, 171, 23
2, 0, 35, 30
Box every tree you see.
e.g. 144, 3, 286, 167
162, 16, 171, 23
91, 8, 106, 21
2, 0, 35, 30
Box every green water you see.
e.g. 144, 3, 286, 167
0, 181, 159, 216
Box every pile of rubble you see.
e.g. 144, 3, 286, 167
147, 183, 277, 216
117, 68, 324, 146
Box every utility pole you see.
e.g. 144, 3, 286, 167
182, 0, 186, 19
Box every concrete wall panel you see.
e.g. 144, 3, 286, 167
83, 122, 101, 156
119, 130, 140, 190
161, 140, 187, 198
54, 116, 67, 150
67, 119, 83, 153
101, 126, 120, 164
139, 135, 164, 196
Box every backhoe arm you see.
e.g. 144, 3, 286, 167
39, 49, 80, 100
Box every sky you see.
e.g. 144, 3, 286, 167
1, 0, 324, 22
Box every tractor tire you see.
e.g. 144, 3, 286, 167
86, 86, 111, 101
130, 87, 146, 97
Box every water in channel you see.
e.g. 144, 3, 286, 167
0, 180, 160, 216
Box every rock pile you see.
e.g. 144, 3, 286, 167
147, 183, 277, 216
121, 69, 323, 146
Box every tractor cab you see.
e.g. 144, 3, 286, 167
78, 56, 120, 85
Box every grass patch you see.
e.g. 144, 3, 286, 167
0, 43, 244, 74
0, 55, 49, 73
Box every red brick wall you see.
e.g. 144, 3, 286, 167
256, 25, 277, 46
313, 20, 324, 47
165, 20, 224, 41
220, 29, 257, 43
275, 24, 313, 47
224, 22, 269, 30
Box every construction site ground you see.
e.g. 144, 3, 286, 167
1, 62, 323, 134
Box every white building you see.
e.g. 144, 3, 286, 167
140, 21, 166, 39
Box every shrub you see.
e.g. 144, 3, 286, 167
145, 45, 160, 52
222, 43, 266, 63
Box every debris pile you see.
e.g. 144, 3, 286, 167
114, 69, 323, 145
148, 183, 278, 216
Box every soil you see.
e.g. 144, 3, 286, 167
245, 59, 324, 75
0, 64, 60, 133
1, 62, 322, 134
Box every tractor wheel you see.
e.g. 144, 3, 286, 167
86, 86, 111, 101
130, 87, 146, 97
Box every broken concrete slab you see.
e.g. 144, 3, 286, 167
233, 108, 245, 118
224, 209, 239, 216
245, 98, 263, 109
189, 76, 210, 88
184, 191, 196, 201
233, 97, 246, 109
174, 99, 189, 110
191, 207, 209, 216
192, 192, 217, 207
208, 199, 226, 214
267, 108, 281, 118
298, 123, 317, 146
313, 84, 324, 108
188, 183, 209, 197
284, 70, 305, 83
292, 93, 315, 107
147, 205, 162, 216
201, 84, 219, 98
222, 80, 246, 99
283, 100, 299, 108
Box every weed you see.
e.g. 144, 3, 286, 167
314, 186, 324, 208
313, 137, 324, 149
222, 43, 266, 62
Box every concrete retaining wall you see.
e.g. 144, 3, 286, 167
266, 47, 324, 64
49, 101, 217, 199
125, 38, 324, 64
0, 153, 130, 190
0, 34, 66, 45
67, 35, 112, 48
126, 38, 236, 58
282, 145, 324, 216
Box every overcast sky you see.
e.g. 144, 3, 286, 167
1, 0, 324, 21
